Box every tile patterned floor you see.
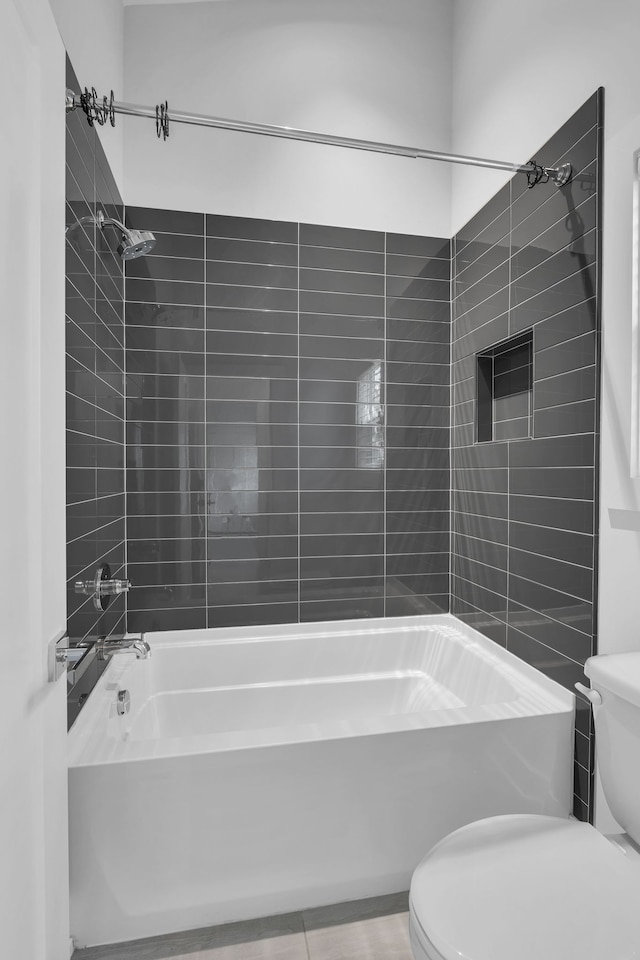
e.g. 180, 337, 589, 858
72, 892, 412, 960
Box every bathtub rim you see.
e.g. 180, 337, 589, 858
67, 613, 575, 768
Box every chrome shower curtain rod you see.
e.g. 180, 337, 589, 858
65, 87, 572, 189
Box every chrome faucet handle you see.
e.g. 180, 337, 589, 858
74, 565, 131, 611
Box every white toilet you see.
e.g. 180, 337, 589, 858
409, 652, 640, 960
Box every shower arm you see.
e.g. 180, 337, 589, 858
65, 87, 572, 189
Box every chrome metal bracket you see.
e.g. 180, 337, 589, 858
74, 564, 131, 611
50, 635, 96, 685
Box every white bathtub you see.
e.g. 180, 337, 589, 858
68, 614, 574, 948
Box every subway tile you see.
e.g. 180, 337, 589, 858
296, 222, 383, 251
387, 573, 450, 597
453, 511, 508, 545
126, 491, 207, 516
127, 537, 206, 565
125, 302, 204, 329
451, 576, 507, 622
206, 307, 297, 335
206, 353, 297, 379
300, 468, 383, 491
127, 349, 204, 377
509, 575, 592, 637
207, 581, 299, 607
534, 298, 597, 351
510, 547, 592, 602
512, 236, 597, 309
207, 283, 298, 312
509, 494, 594, 534
207, 490, 297, 516
127, 206, 204, 236
300, 577, 384, 602
510, 265, 597, 334
127, 396, 204, 422
299, 245, 381, 273
146, 231, 204, 259
209, 602, 299, 628
453, 558, 506, 601
387, 275, 450, 301
535, 332, 596, 379
455, 236, 509, 292
386, 297, 450, 322
387, 339, 449, 365
207, 445, 297, 470
535, 366, 596, 409
301, 313, 383, 339
386, 512, 449, 534
300, 290, 384, 318
386, 551, 449, 576
300, 447, 382, 470
205, 399, 297, 424
512, 199, 597, 281
206, 376, 296, 401
300, 357, 384, 382
208, 535, 298, 561
386, 233, 450, 259
453, 533, 507, 570
207, 557, 298, 584
126, 326, 204, 353
126, 255, 204, 283
510, 466, 593, 500
300, 335, 384, 361
453, 489, 508, 519
300, 267, 384, 296
455, 468, 508, 494
386, 532, 450, 555
126, 421, 205, 446
299, 423, 378, 448
533, 399, 596, 438
386, 405, 449, 429
506, 625, 590, 690
509, 434, 595, 468
207, 329, 298, 358
387, 253, 450, 280
387, 361, 449, 386
207, 214, 297, 243
300, 490, 384, 513
207, 236, 297, 266
386, 383, 449, 408
207, 260, 298, 289
387, 468, 449, 490
301, 555, 384, 580
386, 594, 449, 616
300, 513, 383, 536
386, 490, 449, 514
453, 313, 510, 363
300, 533, 384, 557
128, 606, 207, 632
508, 601, 593, 664
386, 319, 450, 344
126, 278, 204, 306
300, 597, 385, 622
455, 185, 510, 255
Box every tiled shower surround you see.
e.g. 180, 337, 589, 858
451, 90, 603, 820
65, 59, 126, 679
124, 212, 451, 631
65, 76, 602, 818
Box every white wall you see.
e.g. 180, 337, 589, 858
451, 0, 640, 829
48, 0, 124, 186
1, 1, 69, 957
122, 0, 453, 236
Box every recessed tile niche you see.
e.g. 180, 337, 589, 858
476, 331, 533, 442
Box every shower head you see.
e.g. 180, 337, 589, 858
96, 211, 156, 260
117, 227, 156, 261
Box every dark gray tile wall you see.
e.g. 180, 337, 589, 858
124, 211, 450, 630
452, 90, 602, 822
65, 58, 126, 652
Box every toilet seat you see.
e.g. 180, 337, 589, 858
409, 814, 640, 960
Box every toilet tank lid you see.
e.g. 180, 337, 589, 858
585, 652, 640, 707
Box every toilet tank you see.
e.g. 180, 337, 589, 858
585, 653, 640, 843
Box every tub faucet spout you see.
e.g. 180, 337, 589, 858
97, 636, 151, 660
